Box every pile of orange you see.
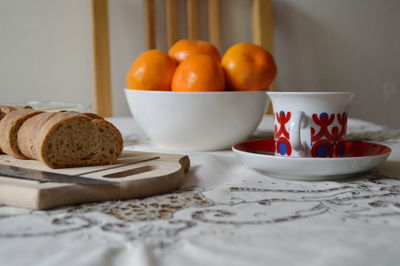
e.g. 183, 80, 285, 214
126, 39, 277, 92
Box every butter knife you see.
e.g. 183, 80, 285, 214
0, 164, 116, 185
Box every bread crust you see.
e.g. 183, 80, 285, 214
0, 106, 32, 153
0, 109, 43, 158
82, 112, 104, 119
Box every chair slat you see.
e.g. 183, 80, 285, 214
187, 0, 199, 39
166, 0, 178, 47
252, 0, 275, 113
144, 0, 156, 49
91, 0, 112, 117
208, 0, 220, 50
252, 0, 273, 53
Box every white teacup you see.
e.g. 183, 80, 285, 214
267, 92, 354, 158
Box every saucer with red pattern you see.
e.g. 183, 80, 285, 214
232, 139, 391, 181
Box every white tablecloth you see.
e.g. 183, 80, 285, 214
1, 115, 400, 266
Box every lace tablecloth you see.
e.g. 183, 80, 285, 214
1, 115, 400, 266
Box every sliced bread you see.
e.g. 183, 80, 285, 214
0, 108, 43, 158
0, 106, 32, 153
18, 111, 123, 168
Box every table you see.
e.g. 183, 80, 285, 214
1, 115, 400, 266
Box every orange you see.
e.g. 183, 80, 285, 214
221, 43, 277, 91
169, 39, 221, 63
171, 54, 225, 92
126, 49, 177, 91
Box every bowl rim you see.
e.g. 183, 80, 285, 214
124, 88, 269, 95
267, 91, 353, 95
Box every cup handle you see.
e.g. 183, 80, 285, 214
290, 111, 306, 154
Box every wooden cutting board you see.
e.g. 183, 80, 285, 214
0, 150, 190, 210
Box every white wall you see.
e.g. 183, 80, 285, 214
0, 0, 93, 107
273, 0, 400, 128
1, 0, 399, 128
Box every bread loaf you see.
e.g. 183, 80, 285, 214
0, 106, 32, 153
0, 108, 43, 158
18, 111, 123, 168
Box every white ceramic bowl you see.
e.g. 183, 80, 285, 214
124, 89, 269, 151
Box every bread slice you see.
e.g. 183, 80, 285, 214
0, 108, 43, 158
0, 106, 16, 153
17, 112, 58, 160
0, 106, 32, 153
18, 111, 123, 168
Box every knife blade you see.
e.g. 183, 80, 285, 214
0, 164, 117, 185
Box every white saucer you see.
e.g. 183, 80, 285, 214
232, 139, 391, 181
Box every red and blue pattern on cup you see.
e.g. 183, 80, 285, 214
274, 111, 348, 158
